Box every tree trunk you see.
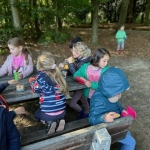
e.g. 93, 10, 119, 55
33, 0, 41, 38
145, 0, 150, 25
91, 0, 99, 45
10, 0, 22, 28
118, 0, 130, 28
128, 0, 134, 23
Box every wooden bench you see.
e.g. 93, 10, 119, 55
0, 74, 86, 104
21, 116, 133, 147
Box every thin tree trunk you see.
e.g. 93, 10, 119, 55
145, 0, 150, 25
91, 0, 99, 45
10, 0, 22, 28
33, 0, 41, 38
118, 0, 130, 28
128, 0, 134, 23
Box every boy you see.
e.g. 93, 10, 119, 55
89, 67, 136, 150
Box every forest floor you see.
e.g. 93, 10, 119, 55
1, 28, 150, 149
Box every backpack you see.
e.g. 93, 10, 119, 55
0, 95, 9, 111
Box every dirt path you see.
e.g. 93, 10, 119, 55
110, 56, 150, 150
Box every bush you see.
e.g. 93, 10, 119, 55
38, 30, 69, 45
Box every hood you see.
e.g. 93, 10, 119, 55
98, 67, 130, 98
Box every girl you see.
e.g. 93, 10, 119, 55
29, 52, 69, 135
0, 37, 33, 79
73, 48, 110, 105
116, 25, 127, 54
59, 42, 91, 119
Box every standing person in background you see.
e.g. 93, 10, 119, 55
116, 25, 127, 54
0, 37, 33, 79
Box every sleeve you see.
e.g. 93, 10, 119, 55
73, 65, 85, 79
117, 101, 124, 112
0, 82, 9, 93
29, 75, 42, 93
91, 82, 98, 90
5, 110, 20, 150
0, 56, 10, 77
115, 31, 120, 39
22, 55, 33, 78
124, 31, 127, 38
68, 63, 76, 75
88, 101, 106, 125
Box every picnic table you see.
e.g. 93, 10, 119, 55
0, 73, 86, 104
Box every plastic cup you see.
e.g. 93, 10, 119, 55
14, 72, 18, 81
64, 64, 69, 70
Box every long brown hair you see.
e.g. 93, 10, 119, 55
36, 52, 70, 98
7, 37, 31, 65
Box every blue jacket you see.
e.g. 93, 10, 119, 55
0, 82, 9, 93
0, 107, 20, 150
88, 67, 130, 125
29, 71, 66, 113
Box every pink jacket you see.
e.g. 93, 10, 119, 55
0, 54, 33, 78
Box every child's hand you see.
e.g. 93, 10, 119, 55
66, 57, 73, 64
18, 73, 23, 80
122, 109, 128, 114
85, 80, 91, 88
14, 106, 27, 115
8, 79, 18, 85
104, 112, 116, 122
59, 63, 64, 68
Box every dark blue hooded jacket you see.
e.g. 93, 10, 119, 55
0, 82, 20, 150
88, 67, 130, 125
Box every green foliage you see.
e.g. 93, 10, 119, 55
38, 30, 68, 45
0, 27, 22, 45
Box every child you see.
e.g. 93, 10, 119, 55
73, 48, 110, 105
29, 52, 69, 135
0, 106, 26, 150
0, 80, 26, 150
116, 25, 127, 54
89, 67, 136, 150
60, 42, 91, 119
0, 37, 33, 79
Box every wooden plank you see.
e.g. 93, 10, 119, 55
21, 116, 133, 147
21, 117, 133, 150
0, 74, 86, 104
21, 118, 89, 146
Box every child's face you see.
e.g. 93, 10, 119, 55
8, 44, 22, 56
71, 47, 80, 58
108, 94, 121, 103
120, 26, 124, 31
98, 54, 110, 68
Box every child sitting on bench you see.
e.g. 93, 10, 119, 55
89, 67, 136, 150
29, 52, 69, 135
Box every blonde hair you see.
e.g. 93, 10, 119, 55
73, 42, 91, 58
36, 52, 69, 98
7, 37, 32, 65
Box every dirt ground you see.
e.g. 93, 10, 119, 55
1, 28, 150, 149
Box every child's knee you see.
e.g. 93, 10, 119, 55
69, 101, 74, 108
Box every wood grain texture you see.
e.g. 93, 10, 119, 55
0, 74, 86, 104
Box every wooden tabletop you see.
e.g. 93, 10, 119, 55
0, 74, 86, 104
